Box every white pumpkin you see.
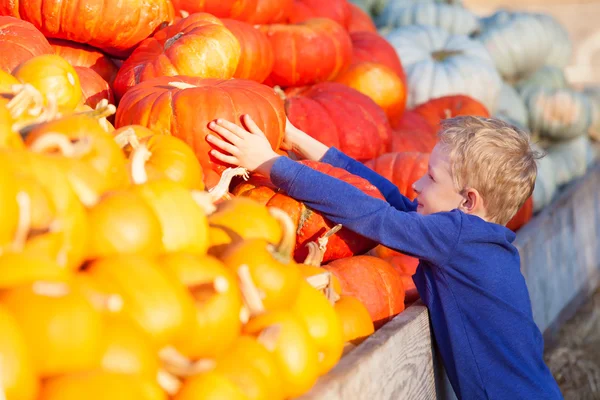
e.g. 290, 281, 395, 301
376, 3, 479, 36
495, 81, 529, 130
515, 65, 567, 99
385, 25, 501, 111
584, 86, 600, 141
476, 11, 572, 82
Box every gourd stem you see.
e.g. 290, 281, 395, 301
267, 207, 296, 261
10, 191, 31, 253
273, 85, 287, 101
75, 98, 116, 120
237, 264, 265, 318
208, 167, 249, 202
28, 133, 92, 157
168, 81, 197, 90
31, 281, 70, 297
113, 127, 140, 149
257, 324, 282, 351
5, 83, 45, 119
303, 242, 324, 267
318, 224, 342, 251
431, 49, 462, 62
159, 346, 216, 378
157, 369, 181, 396
129, 142, 152, 185
179, 10, 190, 18
68, 174, 101, 208
190, 191, 217, 215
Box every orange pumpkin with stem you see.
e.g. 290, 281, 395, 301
0, 304, 39, 400
334, 295, 375, 345
350, 31, 406, 84
38, 371, 167, 400
287, 0, 351, 28
74, 66, 114, 109
243, 310, 319, 398
48, 38, 119, 85
220, 208, 302, 313
0, 16, 53, 73
114, 76, 286, 187
114, 127, 205, 191
85, 255, 195, 349
13, 54, 82, 112
0, 282, 104, 377
172, 0, 292, 24
413, 95, 490, 132
324, 255, 406, 328
160, 252, 243, 360
113, 13, 241, 99
233, 161, 385, 262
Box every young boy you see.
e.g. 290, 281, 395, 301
207, 114, 563, 399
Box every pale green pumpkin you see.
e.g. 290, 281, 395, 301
494, 81, 529, 130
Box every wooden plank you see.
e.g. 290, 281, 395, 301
300, 302, 436, 400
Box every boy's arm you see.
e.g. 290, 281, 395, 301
287, 121, 417, 212
271, 156, 461, 265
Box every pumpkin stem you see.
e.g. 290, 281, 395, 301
157, 369, 181, 396
164, 32, 185, 50
10, 191, 31, 253
208, 167, 249, 202
303, 242, 324, 267
237, 264, 265, 318
179, 10, 190, 18
67, 174, 102, 208
190, 191, 217, 215
431, 49, 462, 62
444, 108, 452, 120
28, 133, 93, 157
113, 127, 140, 150
31, 281, 70, 297
159, 346, 216, 378
168, 81, 198, 90
129, 142, 152, 185
257, 324, 282, 351
273, 86, 287, 101
5, 83, 45, 119
267, 207, 296, 262
75, 98, 116, 120
317, 224, 342, 251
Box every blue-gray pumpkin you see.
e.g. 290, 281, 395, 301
376, 3, 479, 36
495, 81, 529, 130
584, 86, 600, 141
385, 25, 501, 111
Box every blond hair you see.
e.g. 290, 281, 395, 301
438, 116, 543, 225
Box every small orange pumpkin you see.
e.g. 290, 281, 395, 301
334, 295, 374, 344
173, 371, 247, 400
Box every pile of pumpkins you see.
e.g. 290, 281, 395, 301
0, 0, 598, 398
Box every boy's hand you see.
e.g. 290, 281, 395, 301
207, 115, 280, 176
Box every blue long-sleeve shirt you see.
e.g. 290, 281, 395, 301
271, 148, 562, 400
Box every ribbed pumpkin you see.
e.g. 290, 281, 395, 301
260, 18, 352, 87
0, 304, 39, 400
0, 16, 53, 73
113, 13, 241, 99
350, 31, 406, 84
413, 95, 490, 132
0, 282, 104, 377
365, 152, 429, 200
284, 82, 392, 161
39, 372, 166, 400
0, 0, 175, 58
324, 255, 406, 328
376, 2, 480, 36
506, 196, 533, 232
495, 81, 529, 130
287, 0, 352, 28
334, 295, 375, 344
347, 3, 377, 33
375, 251, 419, 303
334, 61, 406, 123
222, 19, 274, 83
49, 39, 118, 85
386, 25, 501, 112
233, 161, 385, 262
74, 66, 114, 108
172, 0, 293, 24
115, 76, 285, 187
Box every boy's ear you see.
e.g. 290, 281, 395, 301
459, 188, 482, 215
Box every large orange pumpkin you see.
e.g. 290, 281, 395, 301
323, 255, 406, 328
506, 196, 533, 232
74, 67, 114, 109
233, 161, 385, 262
48, 39, 118, 85
334, 61, 407, 123
413, 95, 491, 132
115, 76, 285, 186
347, 4, 377, 33
365, 152, 429, 200
0, 16, 53, 73
350, 31, 406, 85
260, 18, 352, 87
113, 13, 240, 99
370, 246, 420, 303
172, 0, 293, 24
390, 111, 438, 153
222, 19, 274, 83
284, 82, 392, 161
287, 0, 351, 28
0, 0, 175, 58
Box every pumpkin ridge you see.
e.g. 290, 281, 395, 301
373, 257, 398, 317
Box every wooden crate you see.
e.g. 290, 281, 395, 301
302, 163, 600, 400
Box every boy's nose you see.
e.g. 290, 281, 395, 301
412, 181, 421, 194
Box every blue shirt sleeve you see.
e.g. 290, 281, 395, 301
271, 156, 462, 265
320, 148, 418, 212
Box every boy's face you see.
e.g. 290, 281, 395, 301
412, 144, 465, 216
